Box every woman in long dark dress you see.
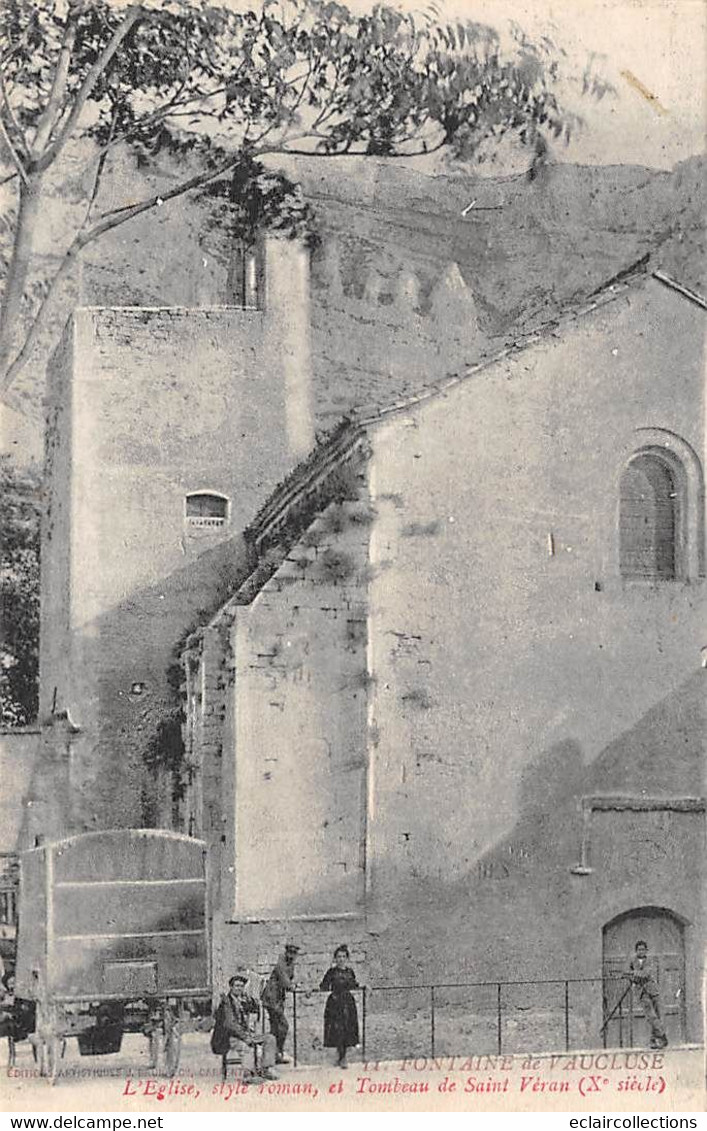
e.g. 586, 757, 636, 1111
320, 945, 359, 1068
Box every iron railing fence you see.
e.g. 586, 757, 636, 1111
286, 976, 644, 1067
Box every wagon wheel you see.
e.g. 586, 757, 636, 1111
47, 1036, 62, 1085
148, 1029, 164, 1071
163, 1029, 181, 1077
37, 1035, 61, 1083
37, 1038, 51, 1079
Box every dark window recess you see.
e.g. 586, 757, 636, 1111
619, 454, 678, 579
228, 241, 264, 308
186, 493, 228, 528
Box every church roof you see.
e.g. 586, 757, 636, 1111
186, 257, 704, 642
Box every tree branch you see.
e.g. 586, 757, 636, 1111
30, 7, 79, 158
311, 61, 344, 131
0, 71, 29, 159
85, 115, 116, 223
36, 5, 143, 171
1, 117, 337, 395
0, 236, 80, 397
95, 154, 243, 226
0, 148, 241, 397
0, 113, 28, 184
0, 119, 115, 396
279, 138, 448, 158
0, 174, 44, 381
285, 58, 314, 117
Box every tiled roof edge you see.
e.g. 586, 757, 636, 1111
245, 419, 365, 541
189, 427, 369, 628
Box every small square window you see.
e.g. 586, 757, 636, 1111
185, 492, 229, 528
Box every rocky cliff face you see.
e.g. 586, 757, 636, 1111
1, 149, 704, 463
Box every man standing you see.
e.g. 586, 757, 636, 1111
629, 940, 668, 1049
262, 943, 299, 1064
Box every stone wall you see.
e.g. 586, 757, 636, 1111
192, 275, 705, 1049
309, 252, 485, 426
365, 276, 705, 908
39, 238, 314, 830
227, 498, 371, 919
186, 486, 374, 972
358, 275, 705, 1039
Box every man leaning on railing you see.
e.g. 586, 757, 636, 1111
628, 941, 668, 1050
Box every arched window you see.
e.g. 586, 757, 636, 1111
185, 492, 229, 529
619, 451, 680, 579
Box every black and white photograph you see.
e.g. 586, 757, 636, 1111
0, 0, 704, 1115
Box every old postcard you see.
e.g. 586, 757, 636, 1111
0, 0, 704, 1116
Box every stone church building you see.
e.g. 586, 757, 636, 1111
31, 225, 705, 1055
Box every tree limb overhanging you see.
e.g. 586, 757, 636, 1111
36, 5, 143, 170
0, 0, 593, 397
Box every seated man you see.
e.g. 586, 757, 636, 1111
211, 970, 277, 1082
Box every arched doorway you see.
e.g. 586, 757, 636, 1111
602, 908, 686, 1047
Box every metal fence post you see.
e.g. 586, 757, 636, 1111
628, 985, 634, 1048
496, 984, 503, 1055
275, 975, 608, 1067
618, 986, 624, 1048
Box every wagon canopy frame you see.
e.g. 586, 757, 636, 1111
15, 829, 211, 1004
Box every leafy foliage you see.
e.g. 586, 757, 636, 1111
3, 0, 570, 162
0, 0, 584, 393
0, 456, 40, 725
0, 0, 574, 177
197, 154, 319, 255
144, 711, 187, 802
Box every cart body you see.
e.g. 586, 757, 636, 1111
14, 830, 211, 1076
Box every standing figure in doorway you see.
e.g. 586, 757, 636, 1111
629, 940, 668, 1049
320, 945, 359, 1068
262, 942, 299, 1064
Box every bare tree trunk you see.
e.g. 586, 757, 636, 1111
0, 171, 43, 379
0, 238, 81, 397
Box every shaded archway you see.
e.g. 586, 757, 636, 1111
619, 452, 680, 579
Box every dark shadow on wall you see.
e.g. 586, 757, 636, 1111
207, 672, 705, 989
40, 533, 254, 835
31, 569, 706, 989
583, 669, 705, 796
359, 671, 705, 985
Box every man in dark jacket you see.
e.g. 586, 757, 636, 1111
261, 943, 299, 1064
629, 941, 668, 1049
211, 971, 276, 1080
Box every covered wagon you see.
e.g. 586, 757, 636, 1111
15, 830, 211, 1079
